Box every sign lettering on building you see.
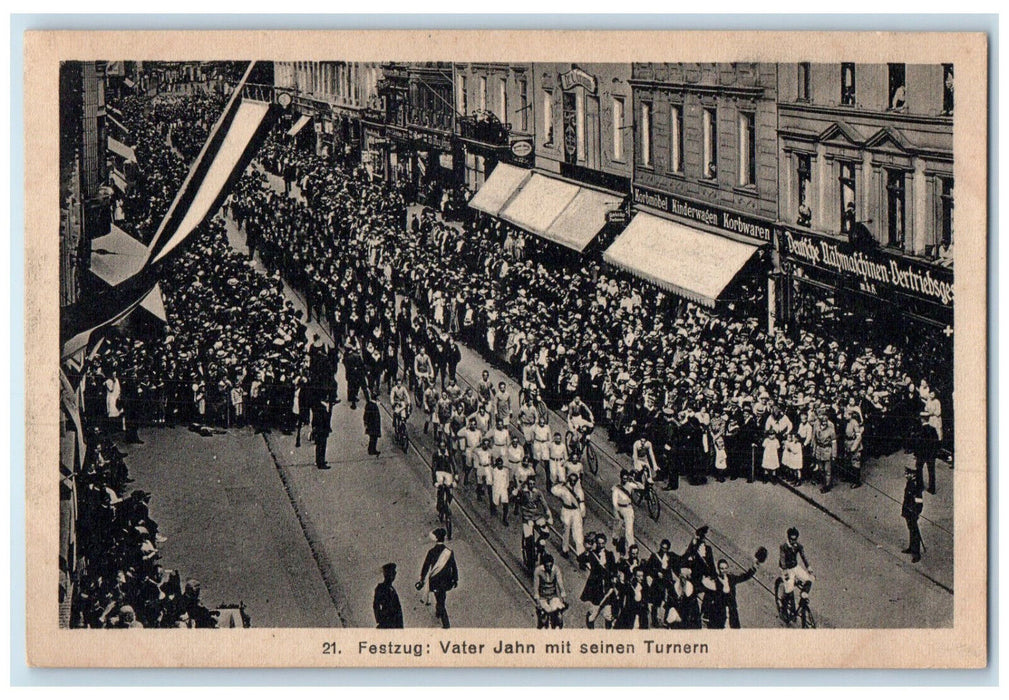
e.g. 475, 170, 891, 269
631, 185, 775, 243
782, 228, 954, 308
559, 67, 598, 95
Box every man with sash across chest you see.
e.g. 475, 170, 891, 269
551, 472, 586, 559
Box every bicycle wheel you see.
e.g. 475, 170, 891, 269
536, 399, 548, 421
773, 578, 788, 623
645, 485, 660, 521
800, 603, 816, 629
398, 422, 409, 452
631, 488, 644, 506
564, 431, 576, 455
585, 443, 599, 475
444, 509, 453, 540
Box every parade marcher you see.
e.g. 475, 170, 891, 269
473, 437, 495, 502
532, 554, 567, 628
531, 415, 552, 478
490, 457, 511, 525
373, 563, 404, 629
311, 399, 332, 469
416, 527, 458, 629
902, 467, 925, 563
912, 411, 941, 495
547, 431, 569, 489
813, 414, 837, 494
844, 410, 865, 488
611, 470, 641, 551
578, 533, 615, 628
666, 565, 701, 629
363, 391, 382, 456
701, 558, 757, 629
552, 472, 586, 559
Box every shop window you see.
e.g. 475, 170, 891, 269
939, 176, 954, 250
670, 104, 683, 173
457, 75, 467, 117
702, 107, 717, 179
841, 63, 856, 106
738, 111, 756, 187
518, 77, 528, 132
612, 96, 625, 161
942, 64, 954, 115
796, 153, 812, 226
886, 169, 906, 248
640, 101, 652, 167
838, 162, 856, 233
888, 63, 907, 111
797, 62, 811, 101
542, 89, 554, 145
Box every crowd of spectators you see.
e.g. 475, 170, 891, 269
70, 433, 223, 628
231, 127, 951, 492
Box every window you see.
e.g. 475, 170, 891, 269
939, 176, 954, 248
942, 64, 954, 114
479, 76, 487, 112
841, 63, 856, 105
457, 75, 467, 116
575, 91, 585, 159
796, 154, 812, 226
542, 89, 554, 145
612, 96, 625, 161
640, 101, 652, 167
738, 111, 756, 187
797, 62, 811, 101
888, 63, 906, 111
702, 107, 717, 179
518, 77, 528, 132
670, 105, 683, 173
886, 169, 906, 248
839, 162, 856, 233
499, 77, 508, 124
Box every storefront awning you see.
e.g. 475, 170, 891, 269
110, 170, 128, 192
500, 173, 580, 238
123, 77, 136, 89
90, 225, 149, 287
541, 186, 624, 252
467, 162, 532, 217
287, 114, 311, 137
107, 136, 137, 163
603, 212, 759, 307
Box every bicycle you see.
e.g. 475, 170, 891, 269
394, 410, 409, 453
565, 429, 599, 476
436, 483, 454, 541
535, 600, 567, 629
630, 477, 661, 521
519, 386, 548, 421
774, 577, 816, 628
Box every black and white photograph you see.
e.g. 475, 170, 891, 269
26, 29, 987, 668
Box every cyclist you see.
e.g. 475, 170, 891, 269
413, 346, 434, 398
390, 379, 412, 429
779, 527, 814, 609
533, 554, 567, 629
565, 395, 595, 459
516, 474, 553, 555
631, 435, 658, 485
433, 447, 456, 540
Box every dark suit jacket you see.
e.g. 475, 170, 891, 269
373, 582, 404, 628
420, 544, 458, 593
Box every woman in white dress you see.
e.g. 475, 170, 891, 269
761, 432, 780, 483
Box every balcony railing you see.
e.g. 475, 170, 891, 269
242, 82, 277, 103
408, 106, 453, 132
458, 112, 511, 146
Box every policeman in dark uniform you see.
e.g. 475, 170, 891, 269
901, 466, 925, 563
312, 399, 332, 469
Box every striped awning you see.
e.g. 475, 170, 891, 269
603, 212, 759, 307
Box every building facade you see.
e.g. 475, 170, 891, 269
532, 63, 633, 194
776, 62, 954, 332
453, 62, 533, 190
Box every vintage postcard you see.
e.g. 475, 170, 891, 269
24, 29, 987, 668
